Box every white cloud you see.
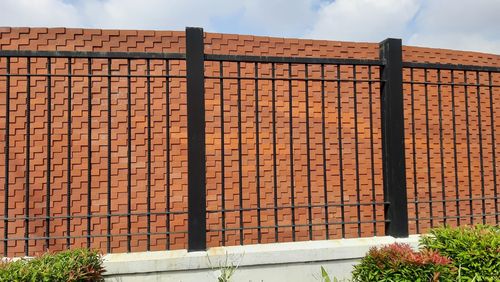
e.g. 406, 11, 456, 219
75, 0, 240, 31
0, 0, 81, 27
0, 0, 318, 35
235, 0, 319, 37
0, 0, 241, 31
407, 0, 500, 54
306, 0, 500, 54
307, 0, 421, 42
0, 0, 498, 54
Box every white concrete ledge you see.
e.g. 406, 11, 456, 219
104, 235, 420, 280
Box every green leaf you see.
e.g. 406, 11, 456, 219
321, 266, 332, 282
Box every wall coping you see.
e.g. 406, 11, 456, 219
104, 235, 421, 276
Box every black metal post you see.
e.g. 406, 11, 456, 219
25, 58, 31, 256
4, 57, 10, 257
186, 27, 207, 251
379, 38, 409, 237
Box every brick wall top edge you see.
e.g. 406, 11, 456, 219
204, 32, 379, 59
0, 27, 498, 67
403, 45, 500, 67
0, 26, 186, 53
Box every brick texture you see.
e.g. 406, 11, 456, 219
0, 27, 498, 256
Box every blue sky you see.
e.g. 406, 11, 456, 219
0, 0, 499, 54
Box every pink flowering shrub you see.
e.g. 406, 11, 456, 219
352, 243, 455, 282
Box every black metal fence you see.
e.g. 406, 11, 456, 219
403, 61, 500, 233
203, 55, 387, 245
185, 30, 410, 251
1, 50, 189, 256
0, 27, 499, 256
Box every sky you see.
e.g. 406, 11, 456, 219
0, 0, 499, 54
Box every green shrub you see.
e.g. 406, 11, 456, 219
420, 225, 500, 281
0, 248, 105, 282
352, 243, 455, 282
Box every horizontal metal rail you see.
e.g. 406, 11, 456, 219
403, 81, 500, 88
2, 211, 188, 221
0, 50, 186, 59
206, 53, 384, 65
205, 76, 384, 83
403, 61, 500, 72
207, 219, 390, 233
0, 74, 186, 79
407, 196, 499, 204
409, 213, 500, 222
206, 201, 389, 214
3, 231, 189, 242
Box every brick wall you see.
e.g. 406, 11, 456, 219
403, 62, 500, 234
0, 27, 498, 256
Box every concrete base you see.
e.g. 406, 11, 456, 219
104, 235, 420, 282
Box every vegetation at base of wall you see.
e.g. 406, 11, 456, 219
420, 225, 500, 281
0, 248, 105, 282
319, 266, 351, 282
349, 225, 500, 282
351, 243, 455, 282
207, 251, 243, 282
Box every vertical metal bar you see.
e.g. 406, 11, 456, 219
437, 69, 446, 225
379, 38, 408, 237
107, 58, 112, 253
186, 27, 206, 251
87, 58, 92, 248
288, 63, 296, 241
146, 59, 151, 251
271, 62, 278, 242
352, 65, 361, 237
254, 62, 261, 243
127, 59, 132, 252
488, 71, 498, 224
320, 64, 329, 239
410, 68, 419, 233
305, 64, 313, 240
237, 62, 244, 245
165, 59, 171, 249
25, 58, 31, 256
219, 61, 226, 246
451, 70, 461, 225
475, 71, 486, 224
464, 71, 474, 225
67, 58, 72, 249
423, 69, 433, 228
336, 64, 345, 238
4, 57, 10, 257
368, 65, 377, 235
46, 58, 52, 251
